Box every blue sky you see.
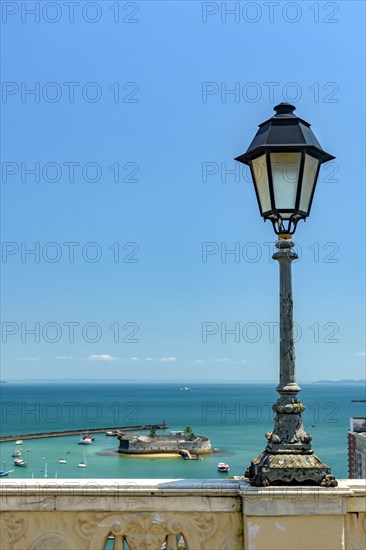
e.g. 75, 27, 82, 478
1, 1, 365, 381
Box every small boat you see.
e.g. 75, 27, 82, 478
14, 458, 27, 467
15, 440, 23, 445
58, 448, 67, 464
78, 453, 87, 468
180, 387, 192, 391
217, 462, 230, 472
0, 470, 14, 477
12, 449, 21, 457
106, 431, 116, 436
78, 436, 92, 445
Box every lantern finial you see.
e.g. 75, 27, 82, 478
273, 103, 296, 117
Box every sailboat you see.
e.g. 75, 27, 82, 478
78, 452, 87, 468
58, 448, 67, 464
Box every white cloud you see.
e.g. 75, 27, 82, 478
87, 354, 119, 362
55, 355, 74, 360
193, 359, 205, 364
129, 357, 177, 363
15, 356, 42, 362
356, 351, 366, 356
212, 358, 232, 363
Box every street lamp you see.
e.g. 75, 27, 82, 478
235, 102, 335, 236
235, 103, 337, 487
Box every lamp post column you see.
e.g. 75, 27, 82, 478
274, 238, 300, 394
263, 238, 311, 459
244, 238, 337, 487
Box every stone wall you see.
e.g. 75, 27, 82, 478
0, 479, 365, 549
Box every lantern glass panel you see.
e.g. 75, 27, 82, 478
270, 152, 301, 218
251, 154, 271, 214
299, 153, 319, 214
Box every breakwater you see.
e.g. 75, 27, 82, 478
0, 424, 167, 443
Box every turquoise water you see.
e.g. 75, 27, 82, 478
0, 383, 365, 480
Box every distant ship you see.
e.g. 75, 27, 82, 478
180, 387, 192, 391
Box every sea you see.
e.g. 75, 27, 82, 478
0, 382, 365, 480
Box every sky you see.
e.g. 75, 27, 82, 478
1, 0, 365, 382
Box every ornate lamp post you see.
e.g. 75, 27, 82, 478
235, 103, 337, 487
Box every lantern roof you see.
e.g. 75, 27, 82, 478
235, 103, 335, 165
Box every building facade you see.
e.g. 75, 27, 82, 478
348, 417, 366, 478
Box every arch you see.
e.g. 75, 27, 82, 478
165, 532, 187, 549
104, 533, 130, 550
30, 532, 74, 549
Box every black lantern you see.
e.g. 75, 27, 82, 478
235, 103, 335, 235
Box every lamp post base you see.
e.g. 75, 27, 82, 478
245, 451, 337, 487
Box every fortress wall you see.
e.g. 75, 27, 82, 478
118, 436, 212, 454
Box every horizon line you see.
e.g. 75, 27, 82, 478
1, 378, 364, 384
